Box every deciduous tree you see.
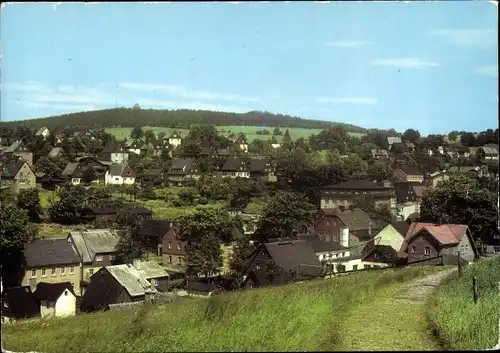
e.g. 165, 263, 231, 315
17, 188, 42, 222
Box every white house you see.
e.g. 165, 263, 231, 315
127, 139, 143, 155
271, 143, 281, 149
34, 282, 76, 318
168, 132, 182, 149
105, 163, 136, 185
35, 127, 50, 140
234, 134, 248, 153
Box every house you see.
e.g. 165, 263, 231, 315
475, 224, 500, 257
35, 127, 50, 140
63, 157, 111, 185
390, 142, 410, 154
428, 170, 450, 188
394, 182, 427, 221
47, 147, 64, 159
186, 281, 225, 298
321, 180, 396, 211
140, 219, 174, 255
477, 145, 499, 161
387, 136, 402, 150
219, 157, 250, 178
0, 156, 36, 194
150, 139, 169, 156
393, 166, 424, 183
448, 166, 488, 179
138, 169, 167, 186
68, 229, 120, 284
4, 140, 33, 166
161, 225, 187, 273
127, 139, 143, 155
81, 203, 152, 224
1, 287, 40, 324
168, 131, 182, 148
34, 282, 76, 318
104, 163, 136, 185
298, 233, 351, 264
132, 260, 170, 292
79, 265, 156, 312
242, 239, 323, 288
234, 134, 248, 153
216, 148, 232, 158
249, 158, 277, 182
360, 244, 399, 267
166, 158, 201, 185
399, 222, 479, 265
198, 147, 218, 159
271, 143, 281, 149
370, 149, 389, 159
21, 238, 82, 295
370, 221, 409, 252
99, 141, 129, 164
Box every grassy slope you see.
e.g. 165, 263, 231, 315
105, 125, 366, 142
427, 257, 500, 350
3, 266, 441, 352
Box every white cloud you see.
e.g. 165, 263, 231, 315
429, 29, 497, 49
324, 41, 365, 47
14, 100, 96, 111
118, 82, 260, 103
315, 97, 378, 104
372, 58, 438, 69
475, 65, 498, 77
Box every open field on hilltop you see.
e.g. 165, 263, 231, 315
105, 125, 366, 142
3, 266, 443, 352
427, 257, 500, 350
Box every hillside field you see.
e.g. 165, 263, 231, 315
3, 266, 443, 352
105, 125, 366, 142
427, 256, 500, 350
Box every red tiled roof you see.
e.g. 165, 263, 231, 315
398, 222, 469, 257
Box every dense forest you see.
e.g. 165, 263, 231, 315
0, 108, 368, 133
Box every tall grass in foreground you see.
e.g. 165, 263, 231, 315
3, 266, 439, 353
428, 257, 500, 350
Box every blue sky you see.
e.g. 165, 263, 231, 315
1, 1, 498, 135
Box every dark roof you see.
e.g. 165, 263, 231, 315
362, 245, 398, 263
0, 156, 28, 179
324, 180, 391, 190
334, 208, 373, 231
140, 169, 163, 177
167, 158, 197, 175
249, 158, 273, 173
102, 141, 125, 153
399, 166, 423, 176
394, 182, 419, 203
264, 240, 323, 277
351, 229, 378, 241
199, 147, 216, 156
391, 221, 410, 237
216, 148, 231, 156
23, 239, 80, 268
1, 287, 40, 320
109, 163, 136, 177
140, 219, 173, 238
186, 281, 221, 293
35, 282, 75, 302
300, 234, 348, 253
221, 157, 248, 172
391, 142, 410, 153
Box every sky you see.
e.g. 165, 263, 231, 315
0, 1, 498, 135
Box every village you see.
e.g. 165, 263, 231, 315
1, 122, 499, 323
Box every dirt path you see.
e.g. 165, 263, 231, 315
337, 268, 458, 351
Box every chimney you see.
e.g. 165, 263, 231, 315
340, 227, 349, 247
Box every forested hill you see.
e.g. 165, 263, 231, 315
1, 108, 367, 132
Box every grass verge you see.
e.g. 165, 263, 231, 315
4, 266, 439, 352
427, 256, 500, 350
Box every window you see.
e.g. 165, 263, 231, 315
353, 265, 358, 271
411, 246, 416, 254
374, 253, 379, 260
177, 257, 182, 265
69, 266, 75, 274
31, 270, 37, 278
89, 269, 94, 276
177, 243, 181, 250
41, 269, 47, 277
169, 256, 172, 263
424, 247, 430, 256
61, 267, 66, 275
51, 268, 56, 276
4, 302, 9, 309
168, 242, 172, 249
95, 255, 103, 262
109, 255, 116, 261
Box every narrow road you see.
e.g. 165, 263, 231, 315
337, 268, 458, 351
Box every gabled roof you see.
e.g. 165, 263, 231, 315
105, 264, 156, 297
35, 282, 75, 302
387, 136, 402, 145
263, 240, 323, 277
334, 208, 373, 231
324, 180, 391, 190
479, 146, 499, 155
199, 147, 216, 156
394, 182, 419, 203
35, 127, 49, 135
23, 239, 80, 268
48, 147, 63, 158
186, 281, 222, 293
1, 286, 40, 320
362, 245, 398, 263
391, 142, 409, 153
412, 185, 427, 198
140, 169, 163, 177
216, 148, 231, 157
0, 156, 28, 179
5, 140, 26, 153
128, 139, 143, 149
69, 229, 120, 263
140, 219, 173, 238
167, 158, 198, 175
109, 163, 136, 177
249, 158, 273, 173
399, 166, 423, 176
132, 260, 169, 280
370, 149, 388, 158
221, 157, 249, 172
389, 221, 411, 237
234, 134, 247, 144
102, 141, 126, 153
299, 234, 348, 253
61, 162, 79, 177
